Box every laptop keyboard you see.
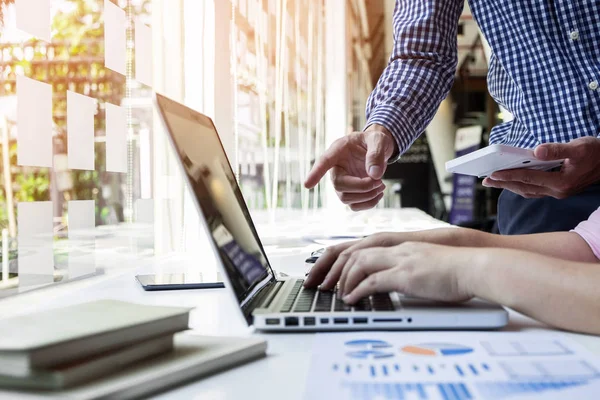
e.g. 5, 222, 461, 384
280, 280, 394, 313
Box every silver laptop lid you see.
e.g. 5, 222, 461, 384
155, 93, 275, 317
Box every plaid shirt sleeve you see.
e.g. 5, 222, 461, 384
365, 0, 464, 156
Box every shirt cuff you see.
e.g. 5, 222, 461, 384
364, 104, 418, 157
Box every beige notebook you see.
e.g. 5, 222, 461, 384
0, 300, 191, 377
0, 335, 174, 390
0, 333, 268, 399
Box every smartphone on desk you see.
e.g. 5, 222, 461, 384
136, 273, 225, 291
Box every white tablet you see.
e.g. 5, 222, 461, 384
445, 144, 564, 178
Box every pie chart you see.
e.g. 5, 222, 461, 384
346, 350, 395, 359
345, 340, 392, 349
401, 343, 474, 357
345, 339, 395, 359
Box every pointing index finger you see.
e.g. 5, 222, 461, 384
304, 145, 341, 189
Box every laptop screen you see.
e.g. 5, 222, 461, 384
156, 94, 273, 306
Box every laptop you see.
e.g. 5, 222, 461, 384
154, 93, 508, 331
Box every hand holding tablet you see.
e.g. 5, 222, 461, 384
445, 144, 564, 178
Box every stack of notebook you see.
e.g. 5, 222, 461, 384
0, 300, 267, 397
0, 300, 191, 390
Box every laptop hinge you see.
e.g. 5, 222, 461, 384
242, 278, 279, 324
261, 281, 284, 309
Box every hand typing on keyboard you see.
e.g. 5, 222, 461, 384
303, 240, 476, 305
286, 282, 394, 313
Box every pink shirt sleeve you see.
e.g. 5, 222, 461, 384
572, 207, 600, 260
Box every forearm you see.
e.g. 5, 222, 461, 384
365, 0, 463, 155
402, 228, 597, 263
465, 248, 600, 335
391, 227, 499, 249
493, 232, 598, 263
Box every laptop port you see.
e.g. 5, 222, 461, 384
373, 318, 403, 323
334, 318, 349, 324
285, 317, 299, 326
320, 318, 329, 324
407, 318, 413, 323
353, 317, 368, 324
265, 318, 280, 325
304, 317, 316, 326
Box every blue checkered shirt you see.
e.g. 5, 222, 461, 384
366, 0, 600, 155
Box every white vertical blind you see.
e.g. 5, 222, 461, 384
323, 0, 347, 211
150, 0, 372, 255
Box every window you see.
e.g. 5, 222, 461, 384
0, 0, 372, 296
0, 0, 153, 296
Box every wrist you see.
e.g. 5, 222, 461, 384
365, 123, 392, 136
365, 123, 399, 158
457, 249, 490, 299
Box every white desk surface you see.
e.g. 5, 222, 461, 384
1, 208, 599, 400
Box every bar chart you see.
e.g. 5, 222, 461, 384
345, 382, 474, 400
331, 361, 494, 379
305, 332, 600, 400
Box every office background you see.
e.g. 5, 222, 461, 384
0, 0, 499, 295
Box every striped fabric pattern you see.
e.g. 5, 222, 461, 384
365, 0, 600, 155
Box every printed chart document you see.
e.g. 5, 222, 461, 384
304, 332, 600, 400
